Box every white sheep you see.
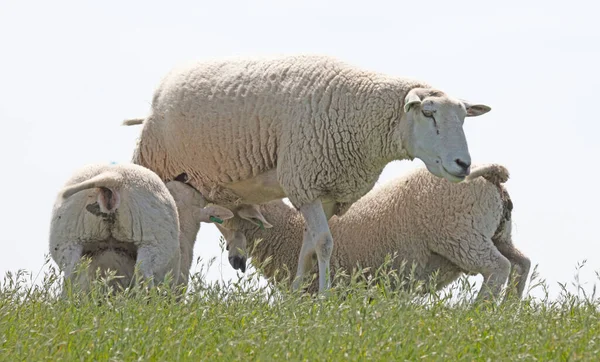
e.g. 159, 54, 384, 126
218, 164, 530, 302
124, 54, 492, 292
51, 167, 234, 292
49, 163, 182, 290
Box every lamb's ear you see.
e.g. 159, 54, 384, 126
461, 100, 491, 117
237, 205, 273, 229
404, 88, 423, 113
194, 205, 234, 224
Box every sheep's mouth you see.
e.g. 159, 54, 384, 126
441, 166, 466, 183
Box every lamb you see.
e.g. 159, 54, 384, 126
218, 164, 531, 302
49, 164, 231, 292
124, 54, 492, 292
165, 175, 235, 284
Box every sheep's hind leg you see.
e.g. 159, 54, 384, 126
494, 241, 531, 300
293, 199, 333, 293
57, 242, 83, 296
431, 236, 510, 304
135, 243, 181, 288
60, 243, 84, 280
491, 221, 531, 300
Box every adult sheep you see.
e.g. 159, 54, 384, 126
124, 54, 492, 292
49, 164, 230, 292
218, 164, 530, 302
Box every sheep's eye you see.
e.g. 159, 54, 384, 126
422, 109, 434, 118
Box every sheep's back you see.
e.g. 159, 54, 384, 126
142, 55, 388, 206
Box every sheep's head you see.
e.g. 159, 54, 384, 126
215, 204, 274, 273
215, 224, 249, 273
400, 87, 490, 182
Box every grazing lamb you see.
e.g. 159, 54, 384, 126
49, 164, 232, 292
218, 164, 530, 302
124, 54, 492, 292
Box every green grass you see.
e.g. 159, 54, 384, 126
1, 259, 599, 361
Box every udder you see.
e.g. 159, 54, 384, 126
225, 169, 286, 204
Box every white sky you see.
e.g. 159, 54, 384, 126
1, 0, 598, 299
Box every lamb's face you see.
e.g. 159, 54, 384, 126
401, 88, 490, 183
215, 223, 248, 273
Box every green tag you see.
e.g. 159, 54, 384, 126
209, 216, 223, 224
257, 220, 265, 230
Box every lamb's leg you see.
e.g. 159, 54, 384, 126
56, 242, 83, 297
430, 237, 510, 303
419, 254, 463, 291
494, 242, 531, 300
60, 243, 84, 280
135, 244, 181, 287
135, 247, 155, 286
293, 199, 333, 293
491, 221, 531, 300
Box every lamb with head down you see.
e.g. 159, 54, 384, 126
218, 164, 531, 303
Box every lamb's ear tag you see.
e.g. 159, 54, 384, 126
257, 220, 265, 230
209, 216, 223, 224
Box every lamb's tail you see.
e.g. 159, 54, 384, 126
466, 164, 510, 186
122, 118, 145, 126
61, 171, 124, 200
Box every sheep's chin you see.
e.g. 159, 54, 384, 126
424, 162, 465, 183
440, 166, 466, 183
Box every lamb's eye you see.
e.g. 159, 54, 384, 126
422, 109, 434, 118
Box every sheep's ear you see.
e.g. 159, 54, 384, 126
404, 89, 422, 113
461, 100, 491, 117
237, 205, 273, 229
195, 205, 234, 224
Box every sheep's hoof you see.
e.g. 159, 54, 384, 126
228, 256, 247, 273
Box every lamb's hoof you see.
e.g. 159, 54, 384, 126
229, 256, 247, 273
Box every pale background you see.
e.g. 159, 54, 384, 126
1, 0, 598, 299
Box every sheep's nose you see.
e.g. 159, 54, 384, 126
455, 158, 471, 174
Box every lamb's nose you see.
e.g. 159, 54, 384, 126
455, 158, 471, 174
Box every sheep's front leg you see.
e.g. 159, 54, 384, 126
294, 199, 333, 293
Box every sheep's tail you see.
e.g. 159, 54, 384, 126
122, 118, 145, 126
61, 172, 124, 200
466, 164, 510, 186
